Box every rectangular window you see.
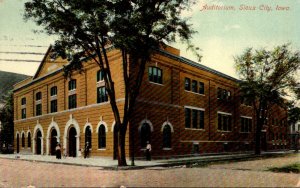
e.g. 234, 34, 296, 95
21, 97, 26, 105
199, 110, 204, 129
217, 87, 231, 100
241, 117, 252, 133
50, 86, 57, 96
148, 67, 162, 84
50, 100, 57, 113
21, 108, 26, 119
185, 107, 205, 129
97, 70, 104, 82
36, 92, 42, 100
192, 80, 197, 92
218, 113, 232, 131
68, 94, 77, 109
199, 82, 204, 94
97, 86, 108, 103
217, 88, 222, 99
68, 80, 76, 91
185, 78, 191, 91
185, 108, 191, 128
36, 104, 42, 116
192, 109, 198, 128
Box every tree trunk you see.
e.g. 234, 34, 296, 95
255, 114, 262, 155
117, 124, 127, 166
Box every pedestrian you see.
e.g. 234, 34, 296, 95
55, 143, 61, 159
78, 148, 82, 157
84, 142, 89, 158
146, 141, 151, 161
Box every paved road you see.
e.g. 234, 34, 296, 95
0, 153, 299, 187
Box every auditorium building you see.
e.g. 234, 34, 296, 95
13, 45, 288, 159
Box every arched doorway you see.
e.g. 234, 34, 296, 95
16, 134, 20, 153
68, 127, 77, 157
140, 123, 151, 148
36, 130, 42, 155
50, 129, 57, 155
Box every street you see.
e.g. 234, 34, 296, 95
0, 153, 299, 187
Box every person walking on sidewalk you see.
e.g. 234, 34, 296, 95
146, 141, 152, 161
55, 143, 61, 159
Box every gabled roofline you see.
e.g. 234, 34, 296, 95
33, 45, 53, 79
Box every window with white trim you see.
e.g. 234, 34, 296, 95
240, 117, 252, 133
98, 124, 106, 149
50, 86, 58, 113
185, 78, 191, 91
21, 97, 26, 119
68, 80, 76, 91
185, 107, 205, 129
97, 86, 108, 103
97, 70, 104, 82
68, 80, 77, 109
199, 82, 204, 94
218, 113, 232, 131
140, 123, 151, 148
217, 87, 231, 100
35, 92, 42, 116
192, 80, 197, 92
162, 124, 172, 148
148, 66, 162, 84
85, 126, 92, 149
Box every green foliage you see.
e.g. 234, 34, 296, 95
288, 104, 300, 125
235, 44, 300, 109
24, 0, 200, 66
268, 163, 300, 174
0, 92, 14, 151
0, 71, 29, 100
24, 0, 199, 165
235, 44, 300, 154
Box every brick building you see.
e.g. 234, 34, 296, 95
13, 45, 288, 158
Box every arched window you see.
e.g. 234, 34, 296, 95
27, 132, 31, 148
163, 124, 172, 148
85, 126, 92, 149
98, 125, 106, 149
140, 123, 151, 148
21, 133, 25, 148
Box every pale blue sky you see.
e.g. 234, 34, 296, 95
0, 0, 299, 78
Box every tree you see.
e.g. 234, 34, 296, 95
24, 0, 200, 166
0, 92, 14, 153
288, 104, 300, 126
235, 44, 300, 155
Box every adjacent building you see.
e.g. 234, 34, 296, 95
13, 45, 288, 158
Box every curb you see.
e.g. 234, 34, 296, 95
0, 152, 294, 170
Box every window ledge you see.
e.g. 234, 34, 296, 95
185, 128, 205, 131
97, 148, 106, 151
240, 132, 251, 133
241, 104, 252, 108
162, 148, 172, 150
149, 81, 163, 86
68, 89, 76, 95
217, 130, 232, 133
185, 90, 205, 96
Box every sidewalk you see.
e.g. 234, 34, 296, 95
0, 150, 294, 169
